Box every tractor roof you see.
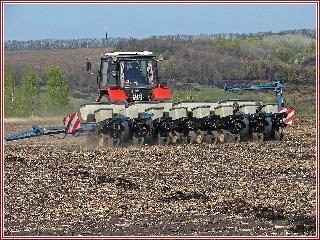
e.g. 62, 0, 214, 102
103, 51, 155, 58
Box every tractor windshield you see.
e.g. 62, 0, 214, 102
121, 60, 153, 87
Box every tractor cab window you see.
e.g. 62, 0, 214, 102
122, 60, 149, 87
100, 60, 118, 87
107, 62, 118, 86
100, 61, 108, 87
151, 61, 159, 85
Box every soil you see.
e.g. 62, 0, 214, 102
3, 116, 317, 236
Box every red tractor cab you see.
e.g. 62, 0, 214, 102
86, 51, 171, 103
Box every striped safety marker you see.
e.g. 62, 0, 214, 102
279, 106, 295, 125
63, 112, 81, 134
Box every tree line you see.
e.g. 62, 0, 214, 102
4, 66, 70, 117
4, 28, 315, 50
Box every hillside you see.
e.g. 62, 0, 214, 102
5, 31, 316, 91
4, 30, 316, 116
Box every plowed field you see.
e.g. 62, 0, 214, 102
3, 116, 317, 236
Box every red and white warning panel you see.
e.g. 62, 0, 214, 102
63, 112, 81, 134
280, 106, 295, 125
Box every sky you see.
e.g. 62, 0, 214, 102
3, 3, 317, 41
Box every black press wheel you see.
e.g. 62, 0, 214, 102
252, 132, 264, 142
189, 130, 204, 144
169, 131, 181, 145
156, 134, 170, 146
274, 130, 283, 141
132, 136, 145, 147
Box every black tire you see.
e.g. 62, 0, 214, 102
189, 130, 204, 144
104, 135, 115, 147
132, 137, 145, 147
213, 130, 224, 144
252, 132, 264, 142
156, 134, 170, 146
119, 121, 130, 143
220, 130, 230, 143
274, 130, 283, 141
169, 131, 180, 144
204, 134, 213, 143
241, 117, 250, 139
113, 138, 120, 147
212, 135, 218, 144
234, 134, 241, 143
226, 133, 236, 143
264, 117, 273, 140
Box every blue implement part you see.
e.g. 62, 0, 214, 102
5, 125, 46, 142
78, 123, 96, 131
4, 123, 97, 142
226, 80, 284, 110
44, 125, 65, 131
228, 87, 240, 93
114, 114, 130, 121
139, 112, 154, 120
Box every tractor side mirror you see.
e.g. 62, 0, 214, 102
85, 61, 92, 72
